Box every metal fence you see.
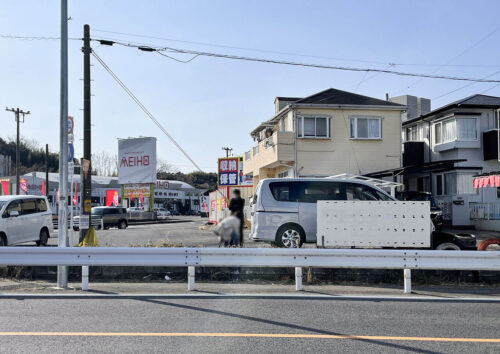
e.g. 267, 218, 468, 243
470, 202, 500, 220
53, 216, 103, 230
0, 247, 499, 294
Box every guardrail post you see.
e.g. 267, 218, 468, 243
295, 267, 303, 291
188, 266, 195, 291
403, 269, 411, 294
82, 266, 89, 291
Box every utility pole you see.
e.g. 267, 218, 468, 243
221, 147, 232, 158
57, 0, 69, 288
45, 144, 49, 196
5, 107, 30, 195
79, 24, 92, 242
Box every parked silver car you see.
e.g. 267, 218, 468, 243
250, 178, 393, 248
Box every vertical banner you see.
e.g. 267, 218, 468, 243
1, 180, 9, 195
19, 179, 28, 194
73, 182, 77, 205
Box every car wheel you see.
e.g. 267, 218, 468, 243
0, 234, 7, 246
37, 229, 49, 247
275, 224, 304, 248
118, 220, 127, 229
436, 242, 461, 250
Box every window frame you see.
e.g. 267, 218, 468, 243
349, 116, 382, 140
433, 117, 478, 146
296, 116, 331, 139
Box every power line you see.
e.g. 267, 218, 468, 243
91, 50, 203, 172
395, 24, 500, 93
4, 31, 500, 69
0, 34, 80, 41
92, 29, 500, 69
481, 82, 500, 95
432, 70, 500, 101
98, 38, 500, 83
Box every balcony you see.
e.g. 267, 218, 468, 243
243, 131, 295, 175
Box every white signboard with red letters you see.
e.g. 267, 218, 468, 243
118, 137, 157, 184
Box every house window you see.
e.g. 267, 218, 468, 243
436, 174, 443, 195
433, 117, 477, 145
350, 116, 382, 139
296, 116, 330, 138
278, 170, 289, 178
435, 172, 477, 196
405, 126, 419, 141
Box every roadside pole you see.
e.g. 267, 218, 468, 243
57, 0, 69, 288
45, 144, 49, 196
5, 107, 30, 195
79, 24, 92, 243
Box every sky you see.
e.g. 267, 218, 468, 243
1, 0, 500, 173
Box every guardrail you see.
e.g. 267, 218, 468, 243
0, 247, 499, 293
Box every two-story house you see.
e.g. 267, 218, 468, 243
243, 88, 406, 190
395, 94, 500, 230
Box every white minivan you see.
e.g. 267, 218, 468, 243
0, 195, 53, 246
250, 178, 393, 248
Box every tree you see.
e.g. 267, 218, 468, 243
92, 151, 117, 176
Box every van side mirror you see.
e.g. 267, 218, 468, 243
10, 210, 19, 217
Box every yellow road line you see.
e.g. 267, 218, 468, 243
0, 332, 497, 343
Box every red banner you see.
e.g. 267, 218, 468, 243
1, 181, 9, 195
105, 190, 119, 207
73, 182, 78, 205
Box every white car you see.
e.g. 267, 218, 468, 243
155, 208, 171, 220
0, 195, 54, 246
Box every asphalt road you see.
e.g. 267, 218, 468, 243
0, 296, 498, 353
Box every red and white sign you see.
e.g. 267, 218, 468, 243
156, 180, 169, 190
118, 137, 157, 184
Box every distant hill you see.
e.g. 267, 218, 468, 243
0, 137, 59, 175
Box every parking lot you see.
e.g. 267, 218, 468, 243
44, 216, 261, 248
15, 216, 500, 249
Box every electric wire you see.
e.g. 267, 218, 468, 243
432, 70, 500, 101
92, 29, 500, 68
97, 38, 500, 83
91, 50, 203, 172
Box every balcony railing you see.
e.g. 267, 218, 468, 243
470, 202, 500, 220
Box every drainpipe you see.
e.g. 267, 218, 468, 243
427, 120, 432, 193
292, 107, 298, 178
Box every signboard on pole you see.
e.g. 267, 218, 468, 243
118, 137, 157, 184
217, 157, 252, 187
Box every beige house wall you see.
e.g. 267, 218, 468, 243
244, 106, 403, 192
294, 107, 401, 176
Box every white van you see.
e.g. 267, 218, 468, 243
0, 195, 53, 246
250, 178, 393, 248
